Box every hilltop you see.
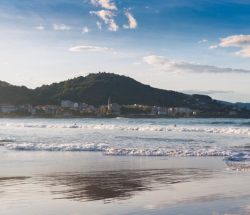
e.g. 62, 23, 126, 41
0, 81, 32, 105
0, 73, 235, 112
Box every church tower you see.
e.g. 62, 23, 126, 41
108, 96, 111, 111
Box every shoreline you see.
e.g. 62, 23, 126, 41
1, 151, 249, 215
0, 115, 250, 119
1, 117, 250, 214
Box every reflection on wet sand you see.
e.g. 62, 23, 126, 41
0, 177, 31, 201
0, 177, 30, 181
0, 176, 31, 188
42, 168, 214, 202
0, 168, 215, 205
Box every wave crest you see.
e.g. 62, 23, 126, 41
4, 142, 230, 157
225, 152, 250, 170
1, 123, 250, 136
5, 142, 109, 152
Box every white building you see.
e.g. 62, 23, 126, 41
0, 105, 18, 113
73, 103, 79, 109
79, 103, 88, 110
111, 103, 121, 114
41, 105, 58, 115
61, 100, 75, 109
175, 107, 192, 114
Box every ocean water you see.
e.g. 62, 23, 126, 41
0, 118, 250, 162
1, 118, 250, 215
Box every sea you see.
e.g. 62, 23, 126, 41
1, 118, 250, 215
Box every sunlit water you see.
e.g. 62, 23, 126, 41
1, 118, 250, 214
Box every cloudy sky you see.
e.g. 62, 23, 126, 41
1, 0, 250, 102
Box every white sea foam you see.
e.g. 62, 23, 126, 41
5, 142, 109, 152
1, 119, 249, 163
104, 147, 231, 157
224, 152, 250, 170
4, 141, 231, 157
1, 122, 250, 136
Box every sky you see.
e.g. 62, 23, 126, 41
0, 0, 250, 102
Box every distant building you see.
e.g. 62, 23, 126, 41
79, 103, 88, 110
21, 105, 36, 115
73, 103, 79, 109
171, 107, 192, 116
28, 106, 36, 115
177, 107, 192, 114
151, 106, 176, 116
99, 97, 121, 115
157, 107, 168, 115
61, 100, 75, 109
229, 111, 237, 116
110, 103, 121, 115
84, 105, 96, 113
41, 105, 58, 115
0, 105, 17, 113
108, 97, 111, 112
99, 105, 108, 115
167, 108, 174, 116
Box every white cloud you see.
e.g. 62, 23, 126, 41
96, 21, 102, 30
90, 0, 117, 10
219, 35, 250, 47
69, 45, 113, 52
90, 10, 118, 31
143, 55, 250, 73
108, 19, 119, 32
35, 25, 45, 31
209, 45, 218, 49
82, 26, 90, 34
53, 24, 71, 31
235, 46, 250, 57
123, 11, 137, 29
212, 35, 250, 57
198, 39, 207, 44
89, 1, 138, 32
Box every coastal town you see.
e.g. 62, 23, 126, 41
0, 97, 196, 118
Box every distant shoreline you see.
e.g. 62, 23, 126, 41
0, 115, 249, 119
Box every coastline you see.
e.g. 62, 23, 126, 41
1, 117, 250, 214
0, 114, 250, 119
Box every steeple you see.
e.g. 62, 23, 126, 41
108, 96, 111, 111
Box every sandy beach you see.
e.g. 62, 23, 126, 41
1, 118, 250, 214
1, 150, 250, 215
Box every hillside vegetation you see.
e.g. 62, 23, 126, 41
0, 73, 224, 110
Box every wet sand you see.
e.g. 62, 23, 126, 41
1, 149, 250, 215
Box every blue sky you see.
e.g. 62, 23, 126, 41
0, 0, 250, 102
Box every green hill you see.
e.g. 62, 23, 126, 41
0, 81, 32, 105
0, 73, 223, 110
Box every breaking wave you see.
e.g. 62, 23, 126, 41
104, 147, 230, 157
0, 122, 250, 136
224, 152, 250, 170
1, 118, 250, 169
0, 137, 16, 146
5, 142, 109, 152
4, 141, 231, 157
